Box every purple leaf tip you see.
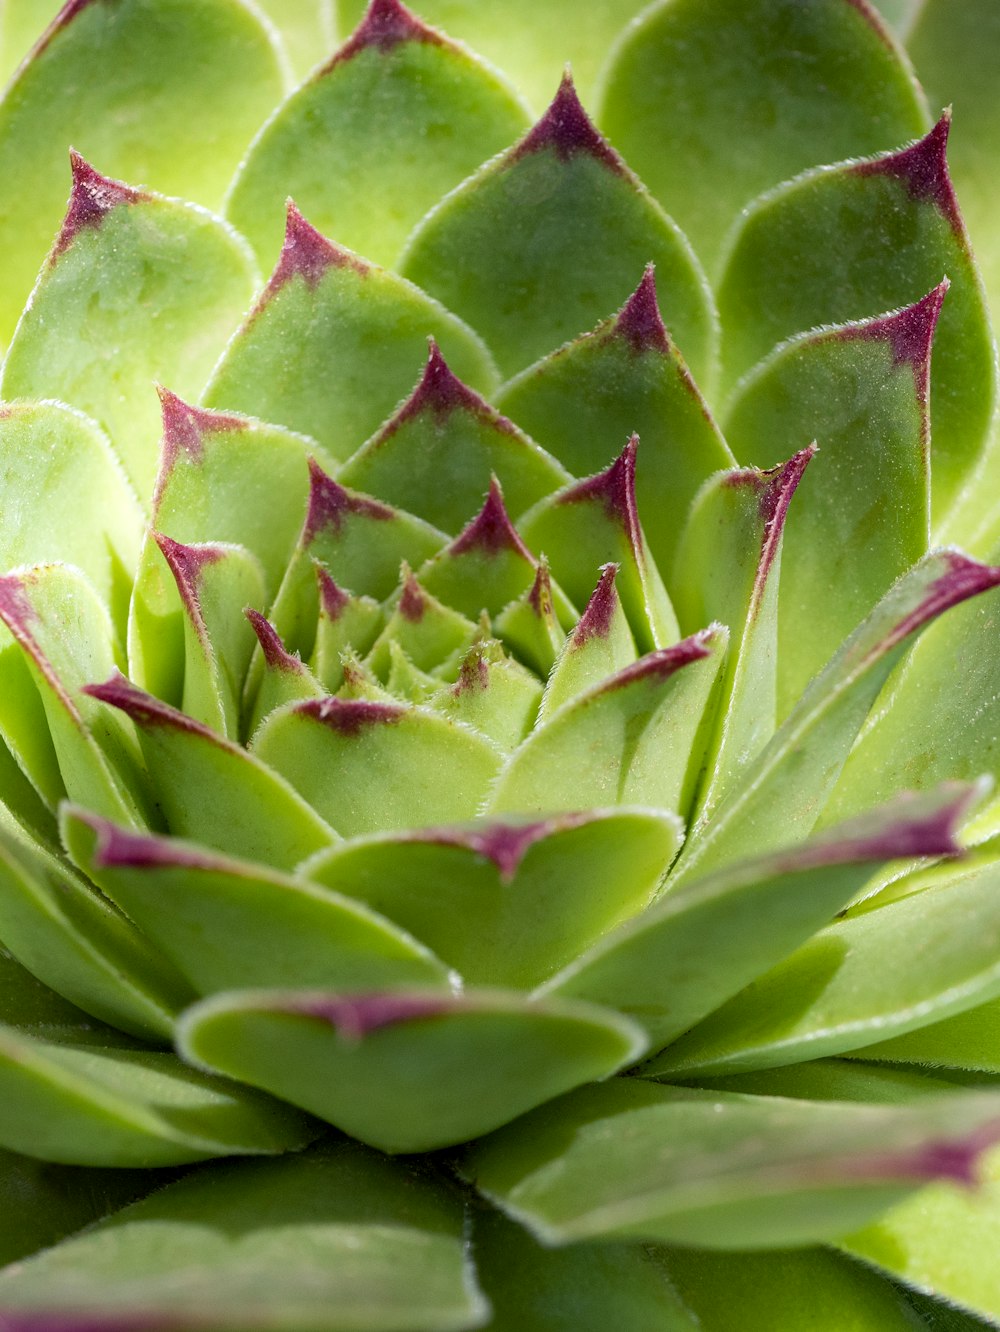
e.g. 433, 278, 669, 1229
528, 559, 555, 618
885, 551, 1000, 654
315, 563, 351, 620
0, 572, 39, 639
513, 71, 623, 172
615, 266, 670, 354
559, 435, 642, 548
305, 459, 394, 541
156, 387, 246, 470
451, 477, 536, 560
83, 671, 211, 736
393, 339, 502, 427
270, 203, 366, 293
397, 565, 428, 621
154, 532, 224, 628
854, 115, 962, 234
756, 445, 817, 589
573, 564, 621, 644
452, 643, 491, 694
418, 813, 590, 882
55, 152, 146, 258
297, 696, 406, 736
861, 1121, 1000, 1189
846, 283, 949, 401
245, 608, 303, 673
288, 992, 453, 1038
335, 0, 440, 61
86, 814, 221, 873
598, 628, 717, 693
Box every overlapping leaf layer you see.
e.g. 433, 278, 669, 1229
0, 0, 999, 1327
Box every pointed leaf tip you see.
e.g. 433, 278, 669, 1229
451, 478, 535, 559
83, 671, 210, 736
513, 72, 623, 172
0, 572, 40, 637
314, 563, 351, 619
573, 564, 621, 643
245, 609, 301, 673
858, 1120, 1000, 1189
281, 992, 454, 1038
854, 115, 962, 234
295, 697, 406, 736
558, 435, 641, 536
754, 444, 817, 588
305, 460, 394, 540
615, 265, 670, 354
55, 153, 146, 258
393, 340, 499, 425
271, 204, 365, 292
398, 565, 428, 622
337, 0, 440, 59
157, 386, 246, 468
528, 559, 554, 616
598, 628, 717, 692
885, 550, 1000, 652
847, 284, 950, 396
417, 814, 589, 882
80, 811, 221, 873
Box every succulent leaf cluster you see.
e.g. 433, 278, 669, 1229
0, 0, 1000, 1327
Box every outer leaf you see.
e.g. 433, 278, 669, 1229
204, 204, 497, 463
84, 673, 338, 871
487, 630, 726, 821
228, 0, 529, 268
656, 840, 1000, 1077
62, 808, 451, 997
0, 1142, 490, 1331
1, 158, 258, 500
178, 987, 647, 1153
0, 0, 282, 343
400, 75, 716, 384
465, 1079, 1000, 1249
495, 267, 735, 583
338, 342, 570, 533
673, 552, 1000, 881
301, 808, 681, 989
598, 0, 928, 276
717, 119, 995, 523
251, 695, 503, 836
545, 786, 972, 1052
724, 291, 938, 710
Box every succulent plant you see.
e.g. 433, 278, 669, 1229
3, 0, 1000, 1326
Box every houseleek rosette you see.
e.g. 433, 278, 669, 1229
0, 0, 999, 1328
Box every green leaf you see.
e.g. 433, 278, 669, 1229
301, 808, 680, 989
0, 402, 142, 639
61, 808, 450, 997
400, 75, 716, 384
464, 1079, 1000, 1249
430, 639, 543, 752
311, 566, 385, 692
336, 0, 649, 111
0, 0, 283, 344
495, 267, 735, 584
597, 0, 928, 278
723, 291, 938, 711
364, 568, 482, 681
673, 552, 1000, 882
655, 816, 1000, 1077
538, 565, 638, 721
178, 986, 646, 1153
244, 609, 327, 738
0, 1142, 489, 1331
251, 694, 503, 836
518, 438, 680, 652
204, 204, 497, 464
1, 158, 258, 501
228, 0, 529, 269
676, 451, 812, 826
84, 673, 338, 872
493, 560, 567, 678
488, 630, 726, 821
338, 342, 570, 533
546, 786, 973, 1052
717, 118, 995, 524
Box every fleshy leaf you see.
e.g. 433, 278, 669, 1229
301, 808, 680, 989
488, 630, 726, 820
84, 673, 338, 871
311, 565, 385, 692
1, 157, 258, 500
365, 565, 481, 679
538, 565, 638, 720
655, 826, 1000, 1077
0, 1142, 489, 1331
0, 0, 282, 344
400, 74, 716, 383
495, 266, 735, 583
598, 0, 928, 277
430, 639, 543, 752
673, 551, 1000, 881
545, 786, 971, 1052
724, 291, 938, 709
492, 560, 567, 678
227, 0, 529, 268
338, 341, 571, 532
245, 609, 326, 738
62, 808, 450, 997
0, 403, 142, 639
178, 986, 646, 1153
677, 450, 812, 824
204, 203, 497, 462
465, 1079, 1000, 1249
718, 118, 996, 523
251, 695, 503, 836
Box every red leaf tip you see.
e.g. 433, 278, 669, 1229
305, 459, 394, 541
513, 71, 623, 172
269, 203, 366, 292
854, 115, 962, 234
844, 283, 949, 403
393, 339, 499, 426
245, 608, 303, 673
451, 477, 535, 560
83, 671, 211, 736
572, 564, 621, 644
397, 564, 428, 622
289, 992, 453, 1038
297, 696, 406, 736
156, 386, 247, 471
558, 435, 642, 548
615, 266, 670, 354
55, 153, 145, 258
335, 0, 440, 61
315, 563, 351, 620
